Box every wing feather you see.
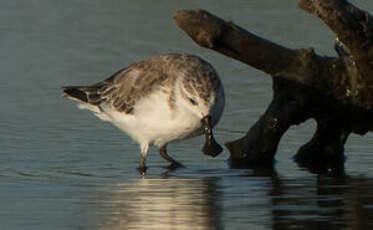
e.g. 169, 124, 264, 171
63, 54, 217, 115
97, 59, 172, 114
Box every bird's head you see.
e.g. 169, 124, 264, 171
179, 79, 225, 157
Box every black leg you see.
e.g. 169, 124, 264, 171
137, 155, 147, 175
160, 145, 184, 169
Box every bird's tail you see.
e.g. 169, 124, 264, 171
61, 86, 88, 102
61, 85, 102, 105
61, 85, 111, 121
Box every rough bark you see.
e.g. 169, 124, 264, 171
173, 0, 373, 172
298, 0, 373, 110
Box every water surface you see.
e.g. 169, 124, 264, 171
1, 0, 373, 229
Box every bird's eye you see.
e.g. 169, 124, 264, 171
188, 97, 198, 106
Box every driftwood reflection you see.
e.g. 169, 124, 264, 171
94, 178, 222, 230
239, 165, 373, 229
92, 165, 373, 229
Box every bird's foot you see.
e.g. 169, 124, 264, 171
137, 165, 148, 176
167, 161, 185, 170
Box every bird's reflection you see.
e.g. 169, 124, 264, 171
95, 177, 222, 230
91, 164, 373, 229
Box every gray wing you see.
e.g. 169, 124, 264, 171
94, 61, 170, 114
62, 57, 172, 114
62, 54, 211, 114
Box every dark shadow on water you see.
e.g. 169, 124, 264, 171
294, 153, 346, 177
87, 162, 373, 230
159, 164, 186, 179
230, 162, 373, 229
271, 174, 373, 230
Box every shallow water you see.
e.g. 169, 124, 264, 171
1, 0, 373, 229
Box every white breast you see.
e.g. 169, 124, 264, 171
103, 89, 203, 148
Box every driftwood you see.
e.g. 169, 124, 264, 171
173, 0, 373, 173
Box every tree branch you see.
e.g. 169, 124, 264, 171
174, 10, 325, 85
299, 0, 373, 109
299, 0, 373, 54
173, 3, 373, 170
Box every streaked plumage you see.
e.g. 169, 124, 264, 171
62, 53, 225, 174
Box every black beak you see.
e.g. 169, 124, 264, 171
201, 116, 223, 157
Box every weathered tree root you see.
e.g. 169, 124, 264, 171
173, 0, 373, 173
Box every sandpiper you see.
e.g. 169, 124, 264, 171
62, 53, 225, 174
